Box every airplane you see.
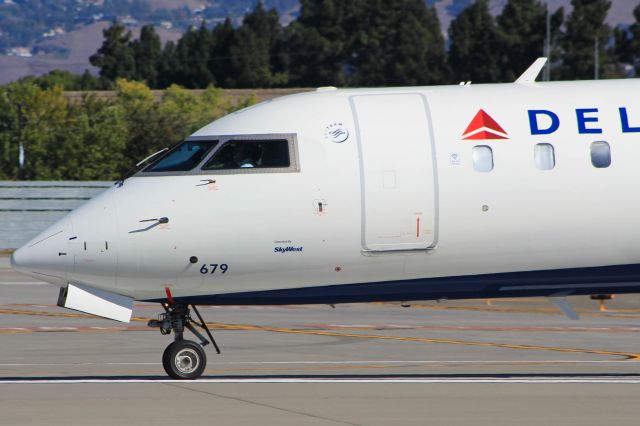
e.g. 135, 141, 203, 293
10, 58, 640, 379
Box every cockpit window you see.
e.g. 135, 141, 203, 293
202, 140, 290, 170
145, 140, 218, 172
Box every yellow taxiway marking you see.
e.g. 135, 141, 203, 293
390, 303, 640, 318
2, 308, 640, 361
0, 308, 91, 318
202, 322, 640, 361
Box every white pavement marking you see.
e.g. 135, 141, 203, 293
0, 281, 49, 285
2, 378, 640, 384
0, 360, 634, 367
212, 360, 633, 364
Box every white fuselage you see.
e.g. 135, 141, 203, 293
12, 80, 640, 302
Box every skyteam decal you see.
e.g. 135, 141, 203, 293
461, 109, 509, 140
324, 122, 349, 143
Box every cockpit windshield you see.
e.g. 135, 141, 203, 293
145, 140, 218, 172
202, 140, 290, 170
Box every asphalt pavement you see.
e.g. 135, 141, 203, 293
2, 255, 640, 425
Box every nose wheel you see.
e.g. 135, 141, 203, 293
149, 302, 221, 380
163, 340, 207, 380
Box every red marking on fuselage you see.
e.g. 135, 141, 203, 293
462, 109, 509, 140
165, 287, 174, 305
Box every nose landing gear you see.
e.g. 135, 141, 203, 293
148, 302, 220, 380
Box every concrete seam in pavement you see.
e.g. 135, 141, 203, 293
166, 383, 364, 426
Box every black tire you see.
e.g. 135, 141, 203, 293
163, 340, 207, 380
161, 342, 175, 377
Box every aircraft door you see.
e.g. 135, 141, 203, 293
351, 93, 438, 251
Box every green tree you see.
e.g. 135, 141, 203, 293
112, 79, 250, 172
496, 0, 563, 81
37, 95, 128, 180
76, 70, 112, 90
0, 86, 21, 179
348, 0, 448, 86
171, 24, 215, 88
18, 70, 110, 90
132, 25, 162, 87
113, 79, 162, 169
613, 4, 640, 77
208, 18, 236, 87
285, 0, 358, 87
90, 23, 136, 81
64, 97, 128, 180
156, 85, 232, 142
0, 83, 127, 180
157, 41, 180, 89
558, 0, 612, 80
0, 80, 256, 180
0, 83, 69, 180
449, 0, 502, 83
227, 2, 288, 88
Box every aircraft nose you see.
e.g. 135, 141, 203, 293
10, 244, 47, 273
10, 246, 26, 271
10, 221, 71, 286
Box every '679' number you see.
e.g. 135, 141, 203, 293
200, 264, 229, 274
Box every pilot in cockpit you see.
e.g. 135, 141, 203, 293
234, 143, 262, 168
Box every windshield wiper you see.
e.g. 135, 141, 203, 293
116, 147, 169, 186
136, 148, 169, 167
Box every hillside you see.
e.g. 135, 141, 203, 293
0, 0, 635, 85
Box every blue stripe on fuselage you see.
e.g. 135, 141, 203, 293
147, 263, 640, 305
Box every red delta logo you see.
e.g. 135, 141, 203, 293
461, 109, 509, 140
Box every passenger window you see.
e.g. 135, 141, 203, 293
472, 145, 493, 172
202, 140, 290, 170
590, 141, 611, 168
534, 143, 555, 170
145, 140, 217, 172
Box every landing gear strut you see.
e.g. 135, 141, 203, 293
148, 303, 220, 379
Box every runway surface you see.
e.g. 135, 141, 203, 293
2, 255, 640, 425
